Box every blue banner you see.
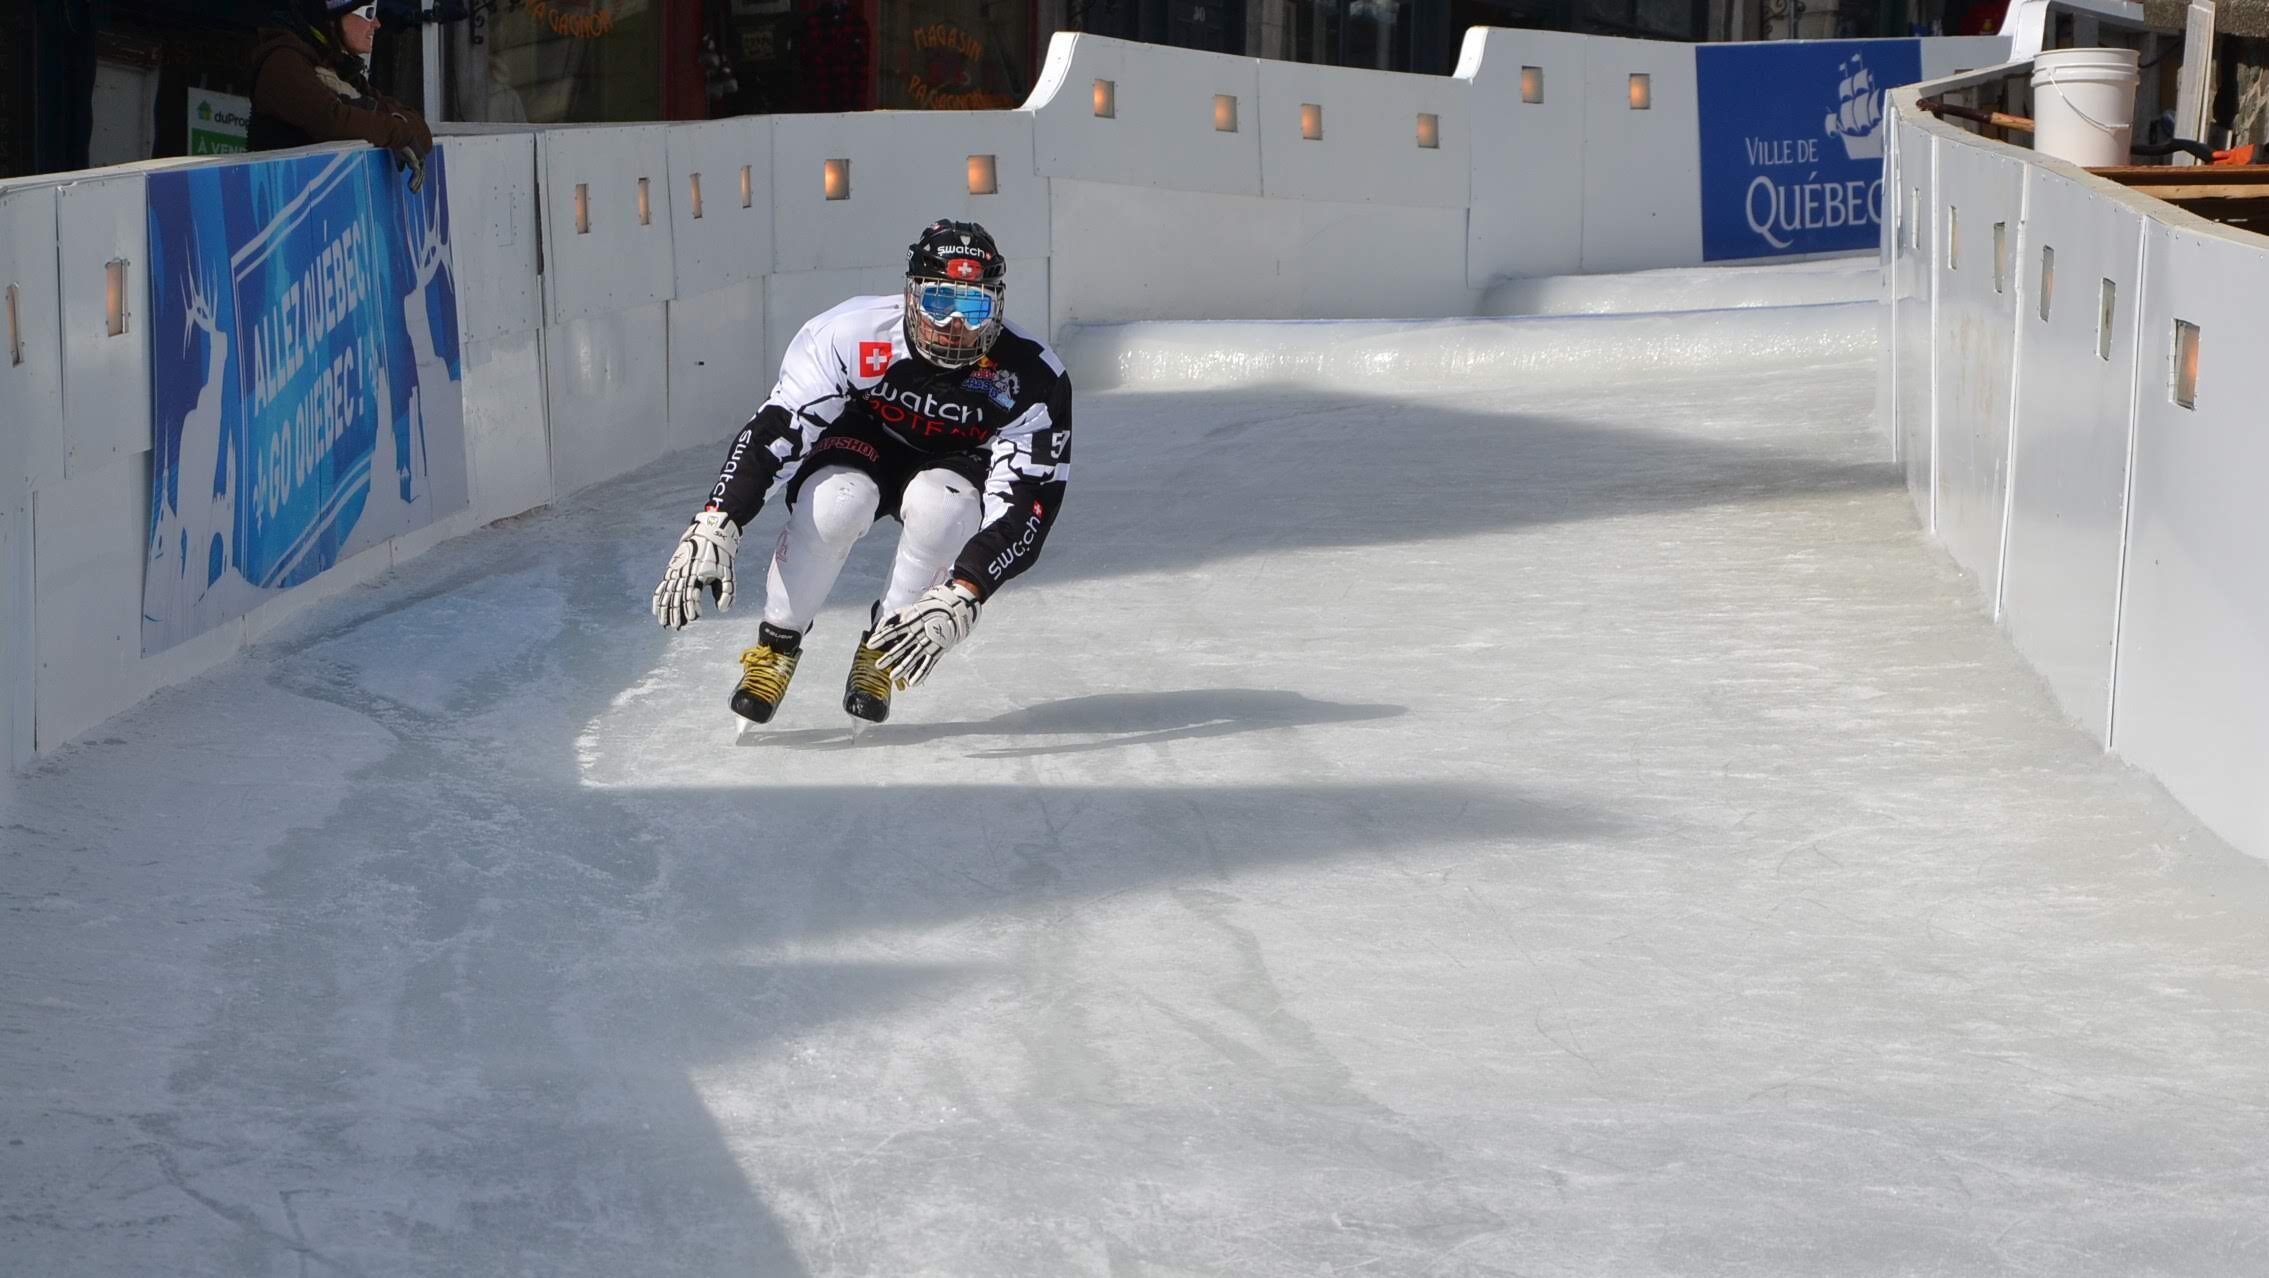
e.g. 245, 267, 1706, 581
1696, 39, 1920, 261
144, 148, 465, 654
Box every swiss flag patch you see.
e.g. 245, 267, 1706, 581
946, 258, 983, 281
857, 341, 892, 378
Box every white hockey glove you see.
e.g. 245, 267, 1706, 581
869, 581, 981, 688
652, 509, 740, 629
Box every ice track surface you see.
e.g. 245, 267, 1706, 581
8, 296, 2269, 1278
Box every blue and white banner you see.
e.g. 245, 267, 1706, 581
144, 148, 465, 654
1696, 39, 1920, 261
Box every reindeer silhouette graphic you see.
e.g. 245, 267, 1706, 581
149, 264, 239, 605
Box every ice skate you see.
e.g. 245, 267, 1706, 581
730, 622, 803, 724
843, 624, 895, 724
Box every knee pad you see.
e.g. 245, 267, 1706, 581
801, 467, 880, 545
898, 469, 981, 541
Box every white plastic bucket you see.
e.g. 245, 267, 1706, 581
2030, 47, 2140, 168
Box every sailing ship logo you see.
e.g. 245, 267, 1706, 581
1825, 55, 1885, 161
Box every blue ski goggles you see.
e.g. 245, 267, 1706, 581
912, 280, 999, 327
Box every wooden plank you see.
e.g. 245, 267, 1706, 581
2126, 183, 2269, 200
2089, 164, 2269, 185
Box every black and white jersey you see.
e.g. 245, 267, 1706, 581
704, 294, 1072, 600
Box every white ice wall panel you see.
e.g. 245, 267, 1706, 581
1998, 167, 2144, 741
462, 332, 550, 526
2110, 220, 2269, 856
1876, 116, 1900, 453
1049, 180, 1473, 330
1927, 138, 2025, 600
770, 111, 1044, 275
55, 173, 150, 477
1, 185, 63, 497
1, 498, 30, 773
1027, 34, 1263, 198
546, 303, 670, 497
1254, 59, 1468, 208
539, 126, 676, 325
667, 278, 767, 453
667, 116, 774, 297
1890, 118, 1936, 505
32, 456, 155, 750
441, 133, 542, 345
1463, 28, 1589, 284
1579, 37, 1701, 273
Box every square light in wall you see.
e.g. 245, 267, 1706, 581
637, 176, 652, 226
2097, 278, 2116, 360
104, 259, 128, 337
1416, 112, 1439, 148
740, 164, 753, 209
824, 158, 850, 201
1215, 94, 1238, 132
1093, 79, 1115, 118
2173, 319, 2201, 408
1628, 73, 1651, 110
574, 182, 590, 234
1521, 66, 1543, 103
1301, 103, 1323, 140
690, 172, 704, 220
967, 153, 998, 195
1992, 220, 2006, 294
5, 283, 20, 367
2038, 246, 2054, 321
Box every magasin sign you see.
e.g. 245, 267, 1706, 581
1695, 39, 1921, 261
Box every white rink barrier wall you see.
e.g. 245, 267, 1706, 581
1885, 71, 2269, 863
0, 29, 2004, 785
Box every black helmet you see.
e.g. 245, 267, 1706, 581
907, 219, 1004, 284
300, 0, 366, 18
904, 220, 1005, 369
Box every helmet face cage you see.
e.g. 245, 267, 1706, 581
904, 277, 1004, 368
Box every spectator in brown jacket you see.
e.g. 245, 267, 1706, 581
248, 0, 433, 159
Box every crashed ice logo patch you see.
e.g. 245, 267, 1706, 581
961, 358, 1019, 408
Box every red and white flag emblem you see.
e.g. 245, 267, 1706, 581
858, 341, 891, 378
946, 258, 983, 281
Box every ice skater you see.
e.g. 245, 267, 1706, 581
652, 219, 1073, 725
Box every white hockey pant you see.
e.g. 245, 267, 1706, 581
763, 465, 982, 633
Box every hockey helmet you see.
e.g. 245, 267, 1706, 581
904, 220, 1005, 369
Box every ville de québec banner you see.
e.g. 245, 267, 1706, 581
143, 147, 467, 655
1696, 39, 1921, 262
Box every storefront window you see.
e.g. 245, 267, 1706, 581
1081, 0, 1244, 54
449, 0, 663, 124
1288, 0, 1416, 71
880, 0, 1030, 109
